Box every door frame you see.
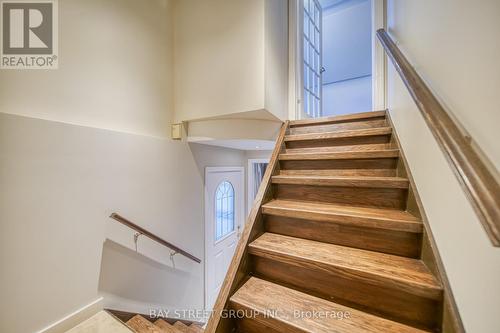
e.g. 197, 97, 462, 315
289, 0, 387, 119
204, 166, 245, 310
371, 0, 387, 110
288, 0, 304, 121
247, 158, 270, 216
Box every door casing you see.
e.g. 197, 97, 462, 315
289, 0, 387, 120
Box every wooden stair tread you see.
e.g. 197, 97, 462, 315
285, 127, 392, 142
279, 149, 399, 160
154, 319, 181, 333
248, 233, 442, 299
230, 277, 428, 333
126, 315, 162, 333
262, 199, 422, 233
290, 110, 387, 127
187, 324, 204, 333
272, 175, 409, 189
205, 115, 446, 333
173, 321, 190, 332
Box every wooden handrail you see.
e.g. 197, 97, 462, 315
377, 29, 500, 246
109, 213, 201, 263
205, 121, 289, 332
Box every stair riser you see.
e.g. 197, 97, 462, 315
235, 317, 283, 333
285, 143, 393, 154
286, 134, 391, 149
289, 118, 388, 135
279, 159, 398, 177
280, 152, 400, 162
252, 257, 441, 330
264, 215, 422, 258
290, 111, 387, 126
274, 184, 408, 209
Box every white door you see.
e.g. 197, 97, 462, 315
204, 167, 244, 310
302, 0, 323, 118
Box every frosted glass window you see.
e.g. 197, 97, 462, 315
215, 181, 235, 241
303, 0, 322, 118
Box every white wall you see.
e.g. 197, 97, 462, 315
173, 0, 288, 122
173, 0, 265, 122
322, 75, 372, 116
265, 0, 289, 120
321, 0, 372, 115
322, 0, 372, 83
0, 0, 249, 332
386, 1, 500, 332
386, 0, 500, 168
0, 114, 246, 333
188, 119, 281, 143
0, 0, 173, 138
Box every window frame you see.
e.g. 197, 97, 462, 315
214, 180, 236, 244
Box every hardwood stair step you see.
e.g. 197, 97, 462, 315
262, 199, 422, 233
264, 214, 422, 258
249, 233, 442, 300
229, 277, 429, 333
126, 315, 162, 333
285, 127, 392, 142
279, 156, 398, 177
274, 180, 408, 209
289, 120, 388, 135
285, 143, 394, 154
154, 319, 182, 333
290, 110, 387, 127
272, 175, 409, 189
173, 321, 190, 332
186, 324, 204, 333
188, 324, 204, 333
279, 149, 399, 161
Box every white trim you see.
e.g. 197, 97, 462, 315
247, 158, 270, 215
36, 297, 103, 333
301, 0, 323, 118
372, 0, 387, 110
288, 0, 301, 120
204, 166, 245, 311
318, 0, 324, 118
296, 1, 307, 120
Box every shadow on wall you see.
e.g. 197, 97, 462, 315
188, 142, 246, 180
98, 240, 195, 313
97, 143, 246, 318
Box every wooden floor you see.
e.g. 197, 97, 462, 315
207, 111, 446, 333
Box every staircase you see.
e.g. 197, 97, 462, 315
206, 110, 447, 333
126, 314, 204, 333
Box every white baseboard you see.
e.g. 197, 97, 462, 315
35, 298, 103, 333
